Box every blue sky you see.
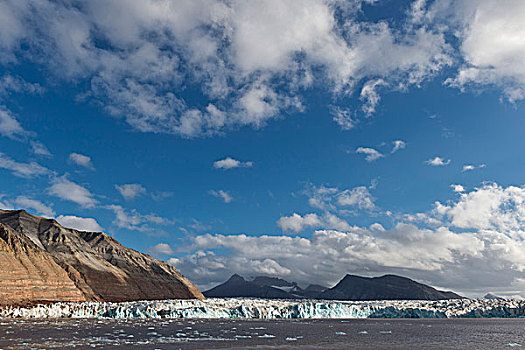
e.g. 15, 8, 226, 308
1, 0, 525, 297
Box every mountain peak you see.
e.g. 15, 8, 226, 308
0, 208, 204, 306
228, 274, 246, 282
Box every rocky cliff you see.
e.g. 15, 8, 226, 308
0, 209, 203, 305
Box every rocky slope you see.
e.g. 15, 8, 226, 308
0, 209, 203, 305
319, 274, 462, 300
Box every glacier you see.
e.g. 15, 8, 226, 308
1, 298, 525, 319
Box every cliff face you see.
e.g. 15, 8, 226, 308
0, 223, 86, 305
0, 209, 203, 305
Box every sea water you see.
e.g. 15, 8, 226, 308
1, 318, 525, 349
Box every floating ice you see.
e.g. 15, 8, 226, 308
1, 298, 525, 319
258, 334, 275, 338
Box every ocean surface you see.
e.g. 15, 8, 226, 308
1, 318, 525, 349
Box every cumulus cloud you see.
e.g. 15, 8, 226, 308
451, 184, 465, 193
213, 157, 253, 169
356, 147, 384, 162
391, 140, 406, 153
306, 184, 376, 213
209, 189, 233, 203
49, 176, 97, 208
30, 141, 52, 157
106, 204, 169, 232
115, 183, 146, 200
276, 184, 375, 234
0, 152, 49, 178
176, 183, 525, 296
68, 153, 95, 170
0, 106, 29, 140
463, 164, 486, 172
148, 243, 175, 256
0, 0, 455, 137
277, 213, 322, 233
56, 215, 103, 232
0, 74, 43, 97
426, 156, 450, 166
2, 0, 523, 136
14, 196, 55, 217
336, 186, 375, 210
330, 107, 356, 130
440, 0, 525, 102
360, 79, 386, 116
434, 183, 525, 235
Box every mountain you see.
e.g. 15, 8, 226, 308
204, 274, 294, 298
0, 209, 203, 306
318, 274, 462, 301
303, 284, 328, 298
484, 293, 505, 300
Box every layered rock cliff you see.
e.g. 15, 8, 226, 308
0, 209, 203, 305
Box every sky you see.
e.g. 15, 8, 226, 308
1, 0, 525, 298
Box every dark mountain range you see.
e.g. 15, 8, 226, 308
205, 274, 462, 300
318, 274, 462, 300
484, 293, 505, 300
0, 209, 203, 306
204, 274, 327, 299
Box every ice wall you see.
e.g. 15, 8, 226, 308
1, 298, 524, 319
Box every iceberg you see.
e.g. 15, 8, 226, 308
1, 298, 525, 319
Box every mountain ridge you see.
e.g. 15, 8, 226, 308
0, 209, 204, 306
205, 273, 462, 300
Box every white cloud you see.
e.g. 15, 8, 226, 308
0, 194, 12, 210
277, 213, 322, 233
0, 0, 454, 137
425, 156, 450, 166
56, 215, 103, 232
209, 190, 233, 203
306, 184, 376, 213
213, 157, 253, 169
14, 196, 55, 217
330, 107, 356, 130
463, 164, 486, 172
30, 141, 52, 157
175, 224, 485, 293
177, 183, 525, 296
148, 243, 174, 256
106, 204, 169, 231
441, 0, 525, 102
0, 74, 44, 97
68, 153, 95, 170
360, 79, 386, 116
336, 186, 375, 210
451, 184, 465, 193
277, 184, 375, 233
356, 147, 384, 162
0, 106, 28, 140
391, 140, 406, 153
115, 183, 146, 200
434, 183, 525, 235
0, 152, 49, 178
49, 176, 97, 208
